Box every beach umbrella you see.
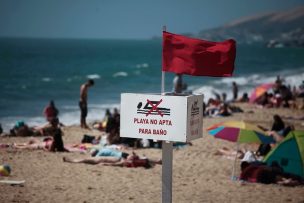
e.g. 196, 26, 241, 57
263, 130, 304, 177
207, 120, 275, 144
207, 120, 275, 179
249, 83, 274, 103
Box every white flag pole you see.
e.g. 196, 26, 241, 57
161, 25, 166, 95
161, 25, 173, 203
161, 71, 165, 94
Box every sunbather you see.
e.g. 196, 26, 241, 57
11, 137, 85, 153
214, 147, 247, 160
12, 137, 54, 150
63, 152, 162, 168
240, 161, 304, 186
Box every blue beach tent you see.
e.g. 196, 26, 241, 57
263, 131, 304, 177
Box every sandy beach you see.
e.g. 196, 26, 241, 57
1, 2, 304, 203
1, 103, 304, 203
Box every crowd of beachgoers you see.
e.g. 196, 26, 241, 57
1, 75, 304, 187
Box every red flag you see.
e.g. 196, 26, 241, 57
162, 31, 236, 77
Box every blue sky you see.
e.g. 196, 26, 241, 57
0, 0, 303, 39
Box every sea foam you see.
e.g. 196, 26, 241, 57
87, 74, 101, 79
42, 77, 52, 82
113, 72, 128, 77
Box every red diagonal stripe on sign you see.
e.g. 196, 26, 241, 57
146, 99, 163, 117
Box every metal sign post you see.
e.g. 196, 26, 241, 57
161, 66, 173, 203
120, 26, 203, 203
162, 25, 173, 203
162, 140, 173, 203
120, 93, 203, 203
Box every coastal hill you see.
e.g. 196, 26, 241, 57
198, 6, 304, 47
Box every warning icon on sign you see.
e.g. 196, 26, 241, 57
137, 99, 171, 117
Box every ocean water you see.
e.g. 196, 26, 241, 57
0, 38, 303, 131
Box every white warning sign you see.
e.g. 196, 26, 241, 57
120, 93, 203, 142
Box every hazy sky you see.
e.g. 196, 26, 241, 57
0, 0, 303, 39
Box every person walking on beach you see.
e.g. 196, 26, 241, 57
43, 100, 59, 122
232, 81, 238, 101
79, 79, 94, 129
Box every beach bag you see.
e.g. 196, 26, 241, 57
81, 134, 95, 144
241, 151, 257, 163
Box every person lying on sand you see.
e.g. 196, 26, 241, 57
63, 152, 162, 169
12, 137, 54, 150
215, 147, 264, 162
7, 121, 41, 137
214, 147, 247, 160
240, 161, 304, 186
10, 137, 85, 153
90, 147, 129, 158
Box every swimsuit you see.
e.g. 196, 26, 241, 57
95, 148, 129, 159
79, 101, 88, 118
123, 158, 149, 168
